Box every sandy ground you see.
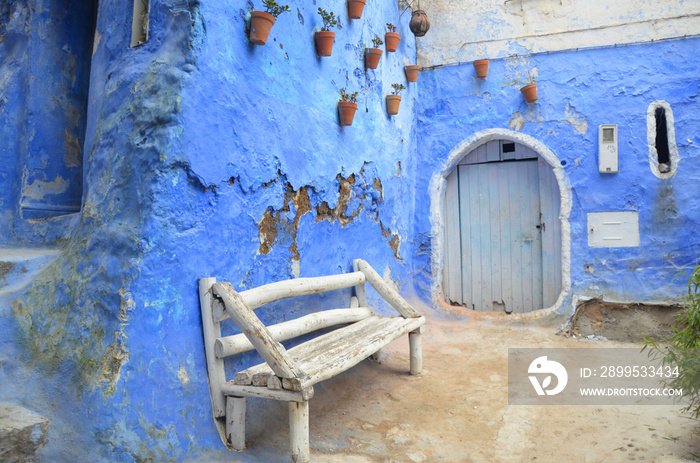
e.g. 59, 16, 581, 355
229, 304, 700, 463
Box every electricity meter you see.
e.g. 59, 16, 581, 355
598, 124, 618, 174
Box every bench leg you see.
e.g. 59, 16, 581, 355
369, 349, 385, 363
226, 396, 246, 451
289, 401, 310, 463
409, 328, 423, 375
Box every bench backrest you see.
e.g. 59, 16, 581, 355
211, 271, 368, 322
198, 259, 421, 417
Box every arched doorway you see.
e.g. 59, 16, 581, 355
431, 130, 571, 314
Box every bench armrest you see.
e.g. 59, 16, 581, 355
212, 282, 305, 380
354, 259, 422, 318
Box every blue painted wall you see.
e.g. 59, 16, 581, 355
2, 0, 420, 460
0, 0, 92, 246
2, 0, 700, 460
412, 39, 700, 305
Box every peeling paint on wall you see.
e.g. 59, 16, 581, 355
416, 39, 700, 310
509, 107, 544, 131
564, 104, 588, 135
20, 174, 70, 201
1, 0, 418, 460
257, 181, 312, 260
417, 0, 700, 65
257, 165, 401, 266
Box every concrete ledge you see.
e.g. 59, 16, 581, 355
0, 403, 48, 463
0, 248, 60, 296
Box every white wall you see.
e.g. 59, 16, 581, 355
417, 0, 700, 67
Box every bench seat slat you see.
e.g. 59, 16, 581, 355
233, 315, 426, 391
216, 307, 375, 358
288, 316, 425, 391
232, 316, 386, 384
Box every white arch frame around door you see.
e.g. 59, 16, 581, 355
428, 129, 572, 317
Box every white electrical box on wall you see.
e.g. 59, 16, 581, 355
587, 211, 640, 247
598, 124, 618, 173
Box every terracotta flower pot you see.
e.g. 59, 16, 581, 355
385, 32, 401, 52
386, 95, 401, 115
315, 31, 335, 57
347, 0, 366, 19
365, 48, 383, 69
338, 101, 358, 126
404, 65, 419, 82
473, 59, 489, 79
249, 11, 276, 45
520, 83, 538, 103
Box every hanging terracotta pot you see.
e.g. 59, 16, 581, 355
386, 95, 401, 115
473, 59, 489, 79
385, 32, 401, 52
249, 11, 276, 45
520, 83, 538, 103
409, 10, 430, 37
347, 0, 366, 19
315, 31, 336, 56
338, 101, 358, 126
404, 65, 419, 82
365, 48, 383, 69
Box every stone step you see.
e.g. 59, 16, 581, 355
0, 248, 61, 296
0, 403, 48, 463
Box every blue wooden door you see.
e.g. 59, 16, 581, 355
443, 141, 560, 313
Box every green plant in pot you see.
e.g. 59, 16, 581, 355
249, 0, 290, 46
386, 83, 405, 115
365, 35, 384, 69
338, 88, 359, 126
316, 8, 339, 57
385, 23, 401, 52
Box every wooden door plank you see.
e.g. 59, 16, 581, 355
477, 164, 493, 310
514, 144, 538, 160
444, 168, 462, 304
487, 163, 503, 311
519, 162, 534, 312
538, 159, 562, 307
461, 143, 485, 165
476, 143, 488, 164
464, 165, 482, 309
467, 165, 484, 309
457, 166, 473, 308
496, 163, 514, 313
485, 140, 500, 162
529, 161, 544, 311
505, 162, 524, 312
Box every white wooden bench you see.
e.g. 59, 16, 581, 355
198, 259, 425, 463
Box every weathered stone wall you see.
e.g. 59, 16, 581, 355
1, 0, 699, 460
413, 39, 700, 307
416, 0, 700, 66
0, 0, 93, 245
1, 0, 419, 460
